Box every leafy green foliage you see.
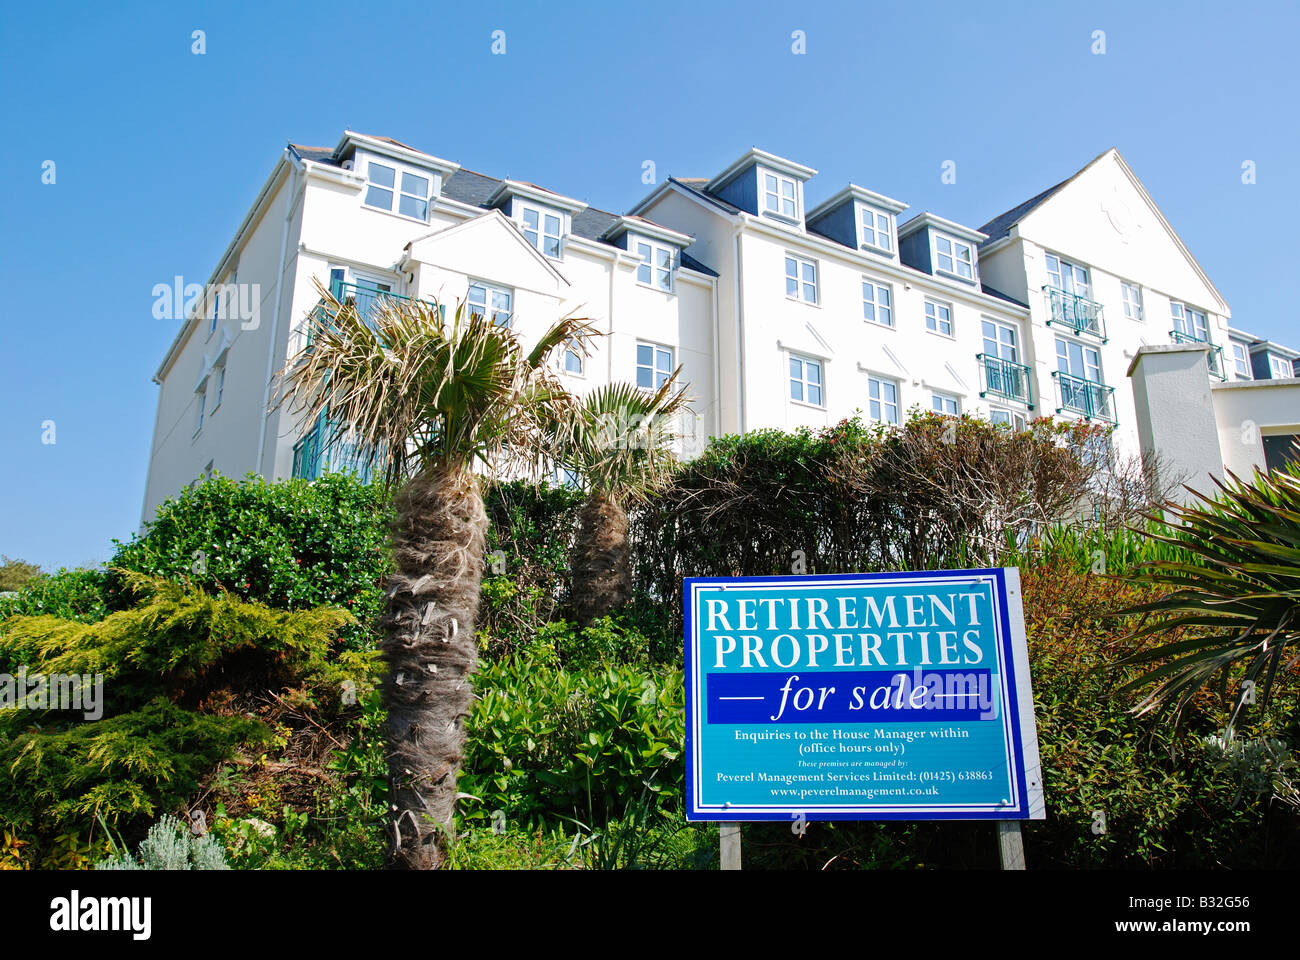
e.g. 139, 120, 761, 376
0, 555, 43, 593
96, 813, 231, 870
459, 657, 684, 829
0, 567, 109, 623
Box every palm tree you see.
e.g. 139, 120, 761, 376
1116, 453, 1300, 730
278, 278, 592, 869
555, 372, 692, 626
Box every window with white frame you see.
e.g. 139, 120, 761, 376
860, 206, 893, 252
1170, 301, 1209, 341
636, 342, 674, 389
634, 237, 677, 292
989, 408, 1027, 431
788, 354, 824, 406
935, 235, 974, 280
1269, 353, 1295, 379
931, 391, 959, 416
763, 171, 798, 219
862, 279, 892, 326
981, 318, 1019, 362
1045, 253, 1089, 296
1121, 281, 1143, 321
1056, 336, 1102, 382
1230, 342, 1251, 378
211, 365, 226, 412
467, 281, 513, 326
925, 298, 953, 336
867, 375, 899, 425
562, 339, 584, 375
520, 205, 562, 258
363, 161, 431, 221
785, 255, 818, 304
193, 384, 207, 436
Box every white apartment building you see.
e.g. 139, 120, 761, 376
142, 132, 720, 520
144, 136, 1299, 520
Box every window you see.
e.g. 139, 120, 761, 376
1121, 282, 1143, 321
467, 281, 513, 326
935, 235, 974, 280
867, 375, 899, 425
363, 161, 430, 221
981, 319, 1018, 362
1170, 301, 1209, 341
1269, 354, 1295, 379
931, 392, 959, 416
1045, 253, 1089, 296
785, 255, 818, 304
990, 408, 1027, 431
562, 339, 584, 375
789, 355, 824, 406
860, 206, 893, 251
208, 292, 219, 337
1056, 337, 1102, 383
193, 386, 206, 437
862, 280, 892, 327
925, 299, 953, 336
554, 467, 579, 488
763, 172, 798, 219
636, 342, 674, 389
634, 238, 677, 292
1231, 342, 1251, 379
521, 205, 562, 258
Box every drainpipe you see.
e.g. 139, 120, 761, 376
255, 150, 303, 477
732, 224, 747, 434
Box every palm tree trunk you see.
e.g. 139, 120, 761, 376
381, 467, 487, 869
571, 491, 631, 626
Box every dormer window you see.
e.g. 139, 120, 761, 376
520, 204, 562, 258
633, 235, 678, 293
763, 172, 799, 220
363, 160, 431, 221
860, 206, 893, 252
935, 235, 975, 280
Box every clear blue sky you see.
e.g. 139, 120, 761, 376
2, 0, 1297, 571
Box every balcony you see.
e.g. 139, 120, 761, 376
306, 279, 422, 347
291, 410, 375, 482
1169, 329, 1226, 381
1052, 371, 1116, 424
977, 354, 1034, 408
1044, 286, 1106, 342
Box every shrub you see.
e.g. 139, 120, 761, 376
0, 556, 43, 593
95, 813, 231, 870
0, 567, 109, 623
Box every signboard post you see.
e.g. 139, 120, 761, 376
684, 568, 1044, 865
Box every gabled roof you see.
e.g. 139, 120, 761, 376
976, 178, 1074, 245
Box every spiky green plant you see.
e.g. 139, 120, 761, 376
552, 373, 692, 625
277, 278, 593, 869
1115, 455, 1300, 728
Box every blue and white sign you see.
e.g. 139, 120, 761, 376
684, 568, 1044, 821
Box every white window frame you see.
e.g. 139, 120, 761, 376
862, 278, 893, 327
519, 203, 564, 259
1230, 341, 1251, 379
981, 318, 1019, 363
632, 235, 678, 293
1269, 353, 1295, 379
924, 298, 954, 337
859, 204, 893, 252
867, 374, 900, 426
785, 254, 819, 305
561, 338, 585, 377
931, 391, 959, 416
1170, 301, 1209, 341
193, 384, 207, 437
989, 407, 1027, 431
1121, 281, 1143, 321
362, 157, 433, 223
934, 234, 975, 281
1045, 253, 1089, 297
762, 169, 800, 221
1055, 336, 1102, 383
466, 280, 513, 327
788, 353, 825, 408
636, 341, 675, 390
210, 364, 226, 413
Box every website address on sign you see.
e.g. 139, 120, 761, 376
771, 786, 941, 801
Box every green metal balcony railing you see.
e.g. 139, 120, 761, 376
306, 279, 422, 347
1052, 371, 1116, 424
977, 354, 1035, 408
291, 410, 375, 482
1169, 329, 1227, 380
1044, 286, 1106, 342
